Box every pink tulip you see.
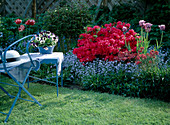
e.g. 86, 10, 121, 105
144, 22, 153, 32
145, 23, 153, 28
158, 25, 165, 31
145, 27, 151, 32
139, 20, 145, 27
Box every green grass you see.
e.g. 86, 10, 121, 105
0, 78, 170, 125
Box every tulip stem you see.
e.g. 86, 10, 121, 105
26, 26, 28, 36
160, 31, 163, 44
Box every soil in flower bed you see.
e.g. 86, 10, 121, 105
29, 77, 83, 90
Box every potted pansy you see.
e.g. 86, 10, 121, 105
32, 31, 59, 54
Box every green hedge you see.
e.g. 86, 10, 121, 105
42, 4, 93, 53
89, 1, 170, 48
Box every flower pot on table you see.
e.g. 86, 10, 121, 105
38, 46, 55, 54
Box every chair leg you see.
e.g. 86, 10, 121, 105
9, 67, 42, 106
27, 77, 29, 88
3, 83, 42, 122
19, 84, 42, 106
4, 87, 22, 123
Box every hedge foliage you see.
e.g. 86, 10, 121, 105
89, 0, 170, 48
42, 4, 93, 52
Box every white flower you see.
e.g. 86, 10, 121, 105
56, 36, 59, 41
36, 37, 40, 41
42, 37, 47, 41
51, 34, 55, 38
39, 34, 43, 37
40, 40, 45, 44
46, 31, 51, 35
54, 40, 58, 44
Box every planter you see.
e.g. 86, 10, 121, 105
38, 46, 55, 54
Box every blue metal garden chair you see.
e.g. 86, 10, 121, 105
0, 35, 64, 123
0, 35, 42, 123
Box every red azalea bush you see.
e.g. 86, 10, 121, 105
73, 21, 140, 63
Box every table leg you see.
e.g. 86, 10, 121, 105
61, 62, 63, 87
56, 60, 58, 97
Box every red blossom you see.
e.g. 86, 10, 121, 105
87, 27, 93, 32
155, 51, 159, 55
136, 61, 142, 65
125, 23, 131, 28
149, 60, 152, 63
146, 53, 150, 57
117, 21, 122, 25
25, 20, 30, 25
29, 19, 35, 25
18, 25, 25, 32
116, 24, 123, 29
93, 26, 100, 30
15, 19, 22, 25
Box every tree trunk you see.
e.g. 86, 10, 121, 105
32, 0, 37, 19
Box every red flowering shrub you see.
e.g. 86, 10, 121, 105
73, 21, 139, 63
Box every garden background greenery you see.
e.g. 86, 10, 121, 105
0, 0, 170, 123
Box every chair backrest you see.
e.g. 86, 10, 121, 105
2, 35, 36, 72
0, 48, 3, 64
0, 35, 41, 83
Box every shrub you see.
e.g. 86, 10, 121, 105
42, 3, 93, 53
73, 21, 138, 63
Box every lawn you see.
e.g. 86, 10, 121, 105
0, 78, 170, 125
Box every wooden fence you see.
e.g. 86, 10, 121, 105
0, 0, 134, 18
0, 0, 57, 17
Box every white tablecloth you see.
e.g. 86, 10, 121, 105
0, 52, 64, 82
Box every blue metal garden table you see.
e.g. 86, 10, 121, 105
0, 35, 64, 123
